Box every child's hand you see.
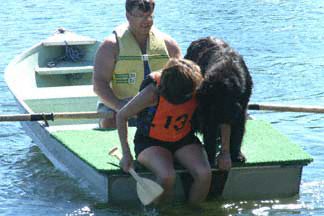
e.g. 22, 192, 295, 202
216, 152, 232, 171
120, 151, 134, 172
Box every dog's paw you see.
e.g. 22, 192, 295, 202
231, 151, 246, 164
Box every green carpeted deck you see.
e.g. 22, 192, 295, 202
50, 120, 313, 173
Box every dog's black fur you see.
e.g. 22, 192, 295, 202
184, 37, 253, 165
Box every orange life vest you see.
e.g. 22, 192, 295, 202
137, 72, 197, 142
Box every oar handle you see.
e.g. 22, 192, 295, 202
0, 111, 113, 122
0, 113, 54, 121
128, 168, 143, 182
248, 104, 324, 113
108, 147, 122, 160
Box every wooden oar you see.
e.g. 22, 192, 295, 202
0, 111, 113, 122
248, 104, 324, 113
3, 103, 321, 122
108, 147, 163, 206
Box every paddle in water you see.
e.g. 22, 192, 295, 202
108, 147, 164, 206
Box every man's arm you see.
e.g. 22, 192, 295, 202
93, 35, 124, 111
163, 34, 182, 58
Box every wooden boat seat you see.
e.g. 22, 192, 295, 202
41, 30, 97, 47
35, 65, 93, 75
42, 40, 96, 46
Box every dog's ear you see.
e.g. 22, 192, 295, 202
196, 80, 215, 98
184, 44, 193, 60
184, 44, 199, 62
185, 37, 213, 62
184, 39, 199, 61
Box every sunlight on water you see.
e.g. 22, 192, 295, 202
66, 206, 95, 216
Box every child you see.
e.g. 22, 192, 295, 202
116, 58, 211, 204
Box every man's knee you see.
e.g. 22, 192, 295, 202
99, 118, 116, 128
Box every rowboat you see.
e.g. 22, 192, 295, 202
4, 29, 313, 204
4, 28, 100, 125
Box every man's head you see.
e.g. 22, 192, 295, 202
126, 0, 155, 35
159, 59, 202, 104
126, 0, 155, 14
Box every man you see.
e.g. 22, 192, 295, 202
93, 0, 181, 128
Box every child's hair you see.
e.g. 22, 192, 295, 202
159, 58, 202, 104
126, 0, 155, 13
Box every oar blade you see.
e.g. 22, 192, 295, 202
136, 177, 164, 206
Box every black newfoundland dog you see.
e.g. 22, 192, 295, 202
184, 37, 253, 165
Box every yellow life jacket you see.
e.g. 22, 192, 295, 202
112, 23, 170, 99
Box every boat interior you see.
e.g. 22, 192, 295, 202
35, 30, 100, 88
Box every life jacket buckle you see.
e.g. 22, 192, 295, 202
141, 54, 149, 61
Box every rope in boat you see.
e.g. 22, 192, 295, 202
47, 29, 85, 67
63, 41, 84, 62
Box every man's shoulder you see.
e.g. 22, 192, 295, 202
99, 34, 118, 54
158, 33, 181, 58
114, 23, 129, 36
152, 27, 171, 40
94, 34, 119, 62
102, 34, 118, 47
152, 30, 177, 48
162, 34, 176, 46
